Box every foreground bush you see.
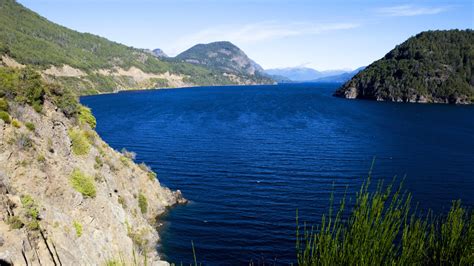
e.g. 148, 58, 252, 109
296, 175, 473, 265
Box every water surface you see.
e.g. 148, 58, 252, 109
82, 83, 474, 265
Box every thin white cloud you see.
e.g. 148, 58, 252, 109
376, 5, 449, 17
169, 21, 359, 55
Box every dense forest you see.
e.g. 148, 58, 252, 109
334, 30, 474, 104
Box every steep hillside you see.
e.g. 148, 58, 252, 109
175, 41, 274, 85
0, 66, 186, 264
334, 30, 474, 104
0, 0, 273, 94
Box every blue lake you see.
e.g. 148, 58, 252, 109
81, 83, 474, 265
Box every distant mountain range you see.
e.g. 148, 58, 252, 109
265, 67, 365, 83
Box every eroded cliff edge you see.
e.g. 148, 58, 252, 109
0, 69, 185, 264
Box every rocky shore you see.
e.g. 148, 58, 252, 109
0, 100, 186, 265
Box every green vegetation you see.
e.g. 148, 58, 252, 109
11, 119, 21, 128
25, 122, 35, 131
79, 106, 96, 128
118, 196, 126, 209
296, 175, 474, 265
6, 216, 24, 229
73, 220, 83, 237
138, 193, 148, 214
70, 169, 97, 198
0, 111, 11, 123
37, 154, 46, 163
0, 98, 8, 111
69, 129, 91, 155
0, 67, 46, 111
336, 30, 474, 103
94, 156, 104, 169
21, 195, 40, 230
0, 1, 272, 94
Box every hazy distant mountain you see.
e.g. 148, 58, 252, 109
264, 67, 352, 82
152, 48, 168, 58
312, 67, 365, 83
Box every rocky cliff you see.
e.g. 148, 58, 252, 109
0, 67, 185, 264
334, 30, 474, 104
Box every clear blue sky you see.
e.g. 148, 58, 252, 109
18, 0, 474, 70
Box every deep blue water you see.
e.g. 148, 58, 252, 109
81, 83, 474, 265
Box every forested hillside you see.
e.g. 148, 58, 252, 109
334, 30, 474, 104
0, 0, 273, 94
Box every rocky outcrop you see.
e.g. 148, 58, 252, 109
0, 101, 186, 265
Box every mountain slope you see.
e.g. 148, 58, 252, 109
334, 30, 474, 104
175, 41, 274, 85
0, 0, 273, 94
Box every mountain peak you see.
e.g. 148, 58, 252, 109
176, 41, 266, 77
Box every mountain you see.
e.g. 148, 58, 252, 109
264, 67, 353, 82
0, 0, 273, 95
312, 67, 365, 83
334, 30, 474, 104
175, 41, 274, 85
265, 67, 324, 81
151, 48, 168, 58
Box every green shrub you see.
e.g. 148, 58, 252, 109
296, 174, 474, 265
138, 193, 148, 214
0, 98, 8, 111
20, 195, 40, 231
73, 220, 83, 237
25, 122, 35, 131
120, 156, 130, 166
69, 169, 96, 198
11, 119, 21, 128
6, 216, 24, 229
78, 105, 96, 128
50, 85, 80, 117
94, 156, 103, 169
37, 154, 46, 163
147, 172, 157, 181
0, 111, 11, 123
69, 129, 91, 155
118, 196, 126, 209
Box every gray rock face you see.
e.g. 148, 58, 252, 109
152, 48, 168, 58
0, 101, 185, 265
